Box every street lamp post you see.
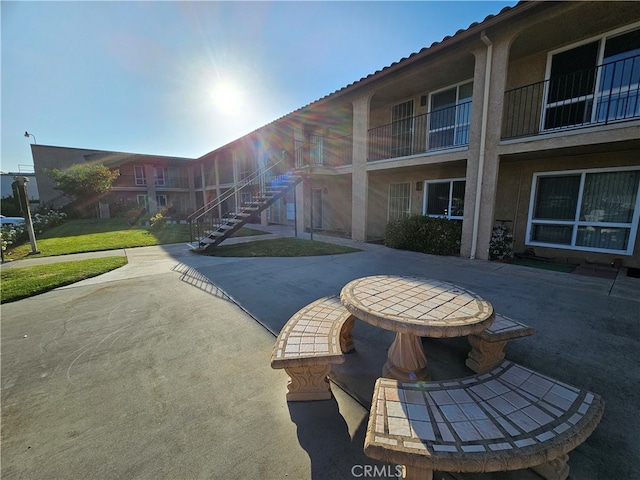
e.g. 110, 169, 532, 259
24, 131, 37, 144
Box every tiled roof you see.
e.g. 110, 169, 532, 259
199, 1, 531, 159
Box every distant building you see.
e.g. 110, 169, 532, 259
0, 171, 39, 202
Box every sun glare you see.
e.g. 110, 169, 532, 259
210, 80, 245, 115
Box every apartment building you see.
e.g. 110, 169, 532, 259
31, 2, 640, 267
32, 145, 196, 217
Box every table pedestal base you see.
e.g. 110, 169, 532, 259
382, 332, 430, 382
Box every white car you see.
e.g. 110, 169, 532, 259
0, 215, 25, 226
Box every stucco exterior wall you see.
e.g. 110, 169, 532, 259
496, 150, 640, 268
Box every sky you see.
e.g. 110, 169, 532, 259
1, 1, 516, 174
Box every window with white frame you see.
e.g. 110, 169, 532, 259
527, 167, 640, 254
156, 194, 168, 209
544, 26, 640, 130
423, 179, 466, 219
428, 81, 473, 150
154, 167, 167, 186
134, 166, 146, 186
388, 183, 411, 221
136, 194, 148, 211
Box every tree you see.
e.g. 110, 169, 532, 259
46, 163, 119, 214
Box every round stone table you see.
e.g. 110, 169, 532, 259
340, 275, 494, 381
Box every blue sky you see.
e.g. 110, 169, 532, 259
1, 1, 516, 174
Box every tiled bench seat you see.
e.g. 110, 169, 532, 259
466, 314, 536, 373
364, 361, 604, 480
271, 295, 355, 401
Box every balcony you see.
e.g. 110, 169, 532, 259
368, 101, 472, 162
112, 175, 190, 189
295, 134, 353, 169
503, 54, 640, 139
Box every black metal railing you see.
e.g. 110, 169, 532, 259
503, 54, 640, 139
188, 150, 297, 244
295, 133, 353, 168
368, 101, 472, 161
112, 175, 190, 188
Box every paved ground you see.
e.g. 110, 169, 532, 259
2, 225, 639, 479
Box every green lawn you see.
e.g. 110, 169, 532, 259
1, 257, 128, 303
1, 219, 359, 302
4, 218, 265, 260
207, 237, 361, 257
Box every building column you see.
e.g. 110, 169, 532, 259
292, 122, 306, 234
463, 31, 513, 260
351, 94, 371, 242
144, 164, 157, 213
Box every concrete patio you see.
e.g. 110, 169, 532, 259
1, 226, 638, 479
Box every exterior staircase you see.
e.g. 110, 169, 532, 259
188, 170, 302, 253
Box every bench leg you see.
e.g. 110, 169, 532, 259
402, 465, 433, 480
340, 315, 356, 353
466, 336, 507, 373
531, 454, 570, 480
283, 364, 332, 401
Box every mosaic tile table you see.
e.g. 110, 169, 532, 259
364, 361, 604, 480
340, 275, 494, 381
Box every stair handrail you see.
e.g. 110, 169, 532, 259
188, 158, 283, 224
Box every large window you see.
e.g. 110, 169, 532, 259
428, 81, 473, 150
388, 183, 411, 221
544, 26, 640, 130
527, 168, 640, 254
423, 179, 465, 220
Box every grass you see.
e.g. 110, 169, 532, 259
206, 237, 361, 257
1, 257, 128, 303
4, 218, 266, 260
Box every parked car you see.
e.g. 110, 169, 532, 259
0, 215, 25, 226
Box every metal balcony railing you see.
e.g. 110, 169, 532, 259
112, 175, 190, 188
503, 53, 640, 139
368, 101, 472, 162
295, 133, 353, 169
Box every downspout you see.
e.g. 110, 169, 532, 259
470, 31, 493, 259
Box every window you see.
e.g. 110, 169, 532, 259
527, 168, 640, 254
391, 101, 414, 157
136, 194, 148, 211
154, 167, 167, 186
156, 194, 168, 209
544, 26, 640, 130
423, 179, 466, 219
388, 183, 411, 221
134, 166, 146, 186
428, 82, 473, 150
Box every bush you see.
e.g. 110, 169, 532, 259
489, 222, 513, 261
148, 211, 168, 230
1, 210, 67, 253
384, 215, 462, 256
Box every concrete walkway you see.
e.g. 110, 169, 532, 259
2, 225, 639, 479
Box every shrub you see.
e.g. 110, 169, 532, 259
148, 211, 168, 230
489, 222, 514, 261
1, 210, 67, 253
384, 215, 462, 256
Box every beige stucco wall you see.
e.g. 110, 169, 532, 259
496, 150, 640, 268
366, 163, 468, 240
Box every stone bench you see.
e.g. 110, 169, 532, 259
466, 314, 536, 373
270, 295, 355, 401
364, 360, 604, 480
